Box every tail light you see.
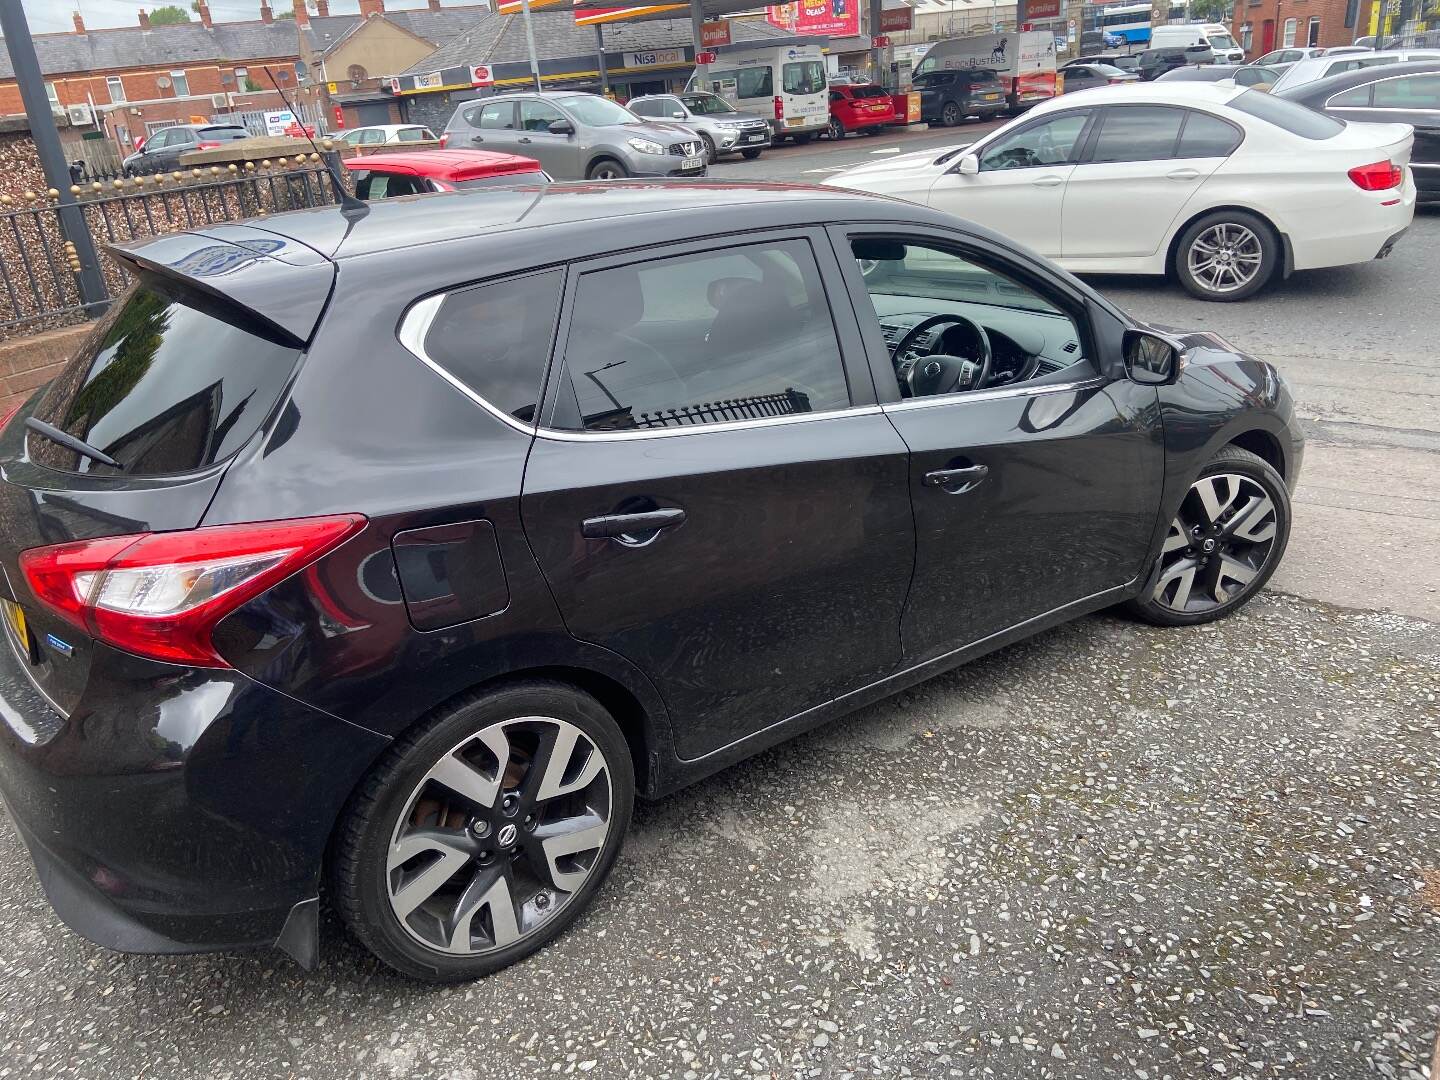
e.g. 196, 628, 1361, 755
439, 131, 450, 148
773, 95, 784, 120
196, 140, 222, 150
20, 515, 365, 667
1348, 160, 1403, 191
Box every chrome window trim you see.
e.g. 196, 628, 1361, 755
537, 405, 884, 443
397, 293, 539, 437
880, 376, 1108, 414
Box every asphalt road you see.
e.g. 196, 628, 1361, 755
1, 131, 1437, 1079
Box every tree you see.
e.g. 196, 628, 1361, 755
149, 5, 192, 24
275, 0, 319, 15
1186, 0, 1232, 22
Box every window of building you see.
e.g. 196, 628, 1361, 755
1240, 23, 1253, 50
45, 82, 60, 107
1281, 18, 1297, 46
1307, 17, 1321, 45
106, 76, 126, 103
166, 70, 190, 96
554, 240, 849, 432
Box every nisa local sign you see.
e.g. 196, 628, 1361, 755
415, 71, 444, 89
625, 49, 685, 66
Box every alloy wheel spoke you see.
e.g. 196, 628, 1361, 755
1224, 493, 1277, 543
1213, 553, 1257, 602
538, 817, 609, 893
1154, 557, 1198, 610
424, 727, 510, 812
389, 834, 472, 920
536, 726, 605, 801
1192, 475, 1238, 527
446, 868, 521, 952
1162, 519, 1190, 554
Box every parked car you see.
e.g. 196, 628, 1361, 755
336, 124, 439, 148
121, 123, 250, 175
1278, 60, 1440, 200
1060, 62, 1141, 92
914, 68, 1009, 126
1070, 52, 1143, 73
441, 91, 705, 180
826, 82, 896, 139
342, 149, 547, 198
1248, 47, 1327, 75
1080, 29, 1125, 53
0, 177, 1302, 982
826, 83, 1415, 301
1137, 46, 1215, 80
1159, 64, 1281, 89
626, 91, 771, 161
1271, 48, 1440, 92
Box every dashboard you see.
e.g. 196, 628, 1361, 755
877, 305, 1087, 392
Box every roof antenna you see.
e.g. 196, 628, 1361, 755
264, 68, 369, 220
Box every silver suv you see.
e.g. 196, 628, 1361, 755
442, 91, 706, 180
628, 91, 772, 162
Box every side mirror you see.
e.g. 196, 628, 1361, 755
1122, 328, 1183, 384
548, 119, 575, 135
956, 153, 979, 176
672, 111, 686, 119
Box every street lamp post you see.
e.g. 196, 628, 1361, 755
519, 0, 544, 91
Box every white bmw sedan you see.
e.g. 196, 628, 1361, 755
826, 84, 1416, 301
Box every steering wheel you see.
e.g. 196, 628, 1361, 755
889, 314, 992, 397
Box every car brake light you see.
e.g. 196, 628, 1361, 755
439, 131, 449, 148
1348, 160, 1402, 191
773, 95, 784, 120
20, 514, 365, 667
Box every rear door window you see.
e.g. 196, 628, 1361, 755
420, 269, 564, 425
28, 276, 303, 476
1090, 105, 1186, 162
552, 239, 850, 432
1372, 73, 1440, 108
1177, 110, 1243, 156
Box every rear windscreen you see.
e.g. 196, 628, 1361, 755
1230, 88, 1344, 138
27, 275, 302, 477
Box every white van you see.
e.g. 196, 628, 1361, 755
687, 42, 829, 143
1148, 22, 1244, 63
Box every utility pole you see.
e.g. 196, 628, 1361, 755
595, 24, 610, 96
519, 0, 544, 90
0, 0, 108, 317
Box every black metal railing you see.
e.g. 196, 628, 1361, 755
0, 155, 343, 339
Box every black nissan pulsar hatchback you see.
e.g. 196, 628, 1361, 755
0, 180, 1302, 982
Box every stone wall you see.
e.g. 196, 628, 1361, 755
0, 324, 89, 415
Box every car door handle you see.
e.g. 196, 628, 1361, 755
1032, 175, 1065, 187
1167, 168, 1201, 181
518, 136, 532, 143
923, 465, 989, 493
581, 508, 686, 539
470, 134, 485, 144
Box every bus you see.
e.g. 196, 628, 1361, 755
1082, 2, 1189, 47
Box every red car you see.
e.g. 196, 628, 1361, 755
827, 83, 896, 140
341, 148, 547, 199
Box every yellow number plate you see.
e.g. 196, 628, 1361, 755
2, 599, 29, 648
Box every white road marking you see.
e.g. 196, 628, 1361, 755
803, 165, 852, 174
869, 147, 903, 155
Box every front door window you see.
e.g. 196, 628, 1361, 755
979, 111, 1090, 170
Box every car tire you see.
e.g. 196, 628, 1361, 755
941, 101, 962, 127
700, 132, 717, 164
586, 158, 629, 180
1126, 446, 1290, 628
740, 148, 764, 160
828, 116, 846, 140
1172, 210, 1279, 303
329, 680, 635, 983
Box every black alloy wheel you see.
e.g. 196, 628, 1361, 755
331, 681, 634, 982
828, 115, 846, 140
587, 159, 628, 180
942, 101, 962, 127
1128, 446, 1290, 626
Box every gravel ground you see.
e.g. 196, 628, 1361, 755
1, 593, 1436, 1079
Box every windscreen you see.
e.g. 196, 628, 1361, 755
783, 60, 826, 95
555, 95, 638, 126
27, 275, 302, 477
680, 93, 737, 114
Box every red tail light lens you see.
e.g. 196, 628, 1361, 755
20, 515, 365, 667
1348, 160, 1403, 191
773, 95, 784, 120
196, 141, 222, 150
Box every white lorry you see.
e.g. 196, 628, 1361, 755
687, 42, 830, 143
912, 31, 1059, 114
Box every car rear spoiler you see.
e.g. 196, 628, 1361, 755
107, 225, 337, 345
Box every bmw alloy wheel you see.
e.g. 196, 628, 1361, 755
385, 716, 613, 956
1185, 223, 1264, 296
1152, 472, 1278, 614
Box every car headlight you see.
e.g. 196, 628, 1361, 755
628, 137, 665, 155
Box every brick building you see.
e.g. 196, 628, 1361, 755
1230, 0, 1370, 56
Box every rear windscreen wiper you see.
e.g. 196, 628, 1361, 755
24, 417, 125, 471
